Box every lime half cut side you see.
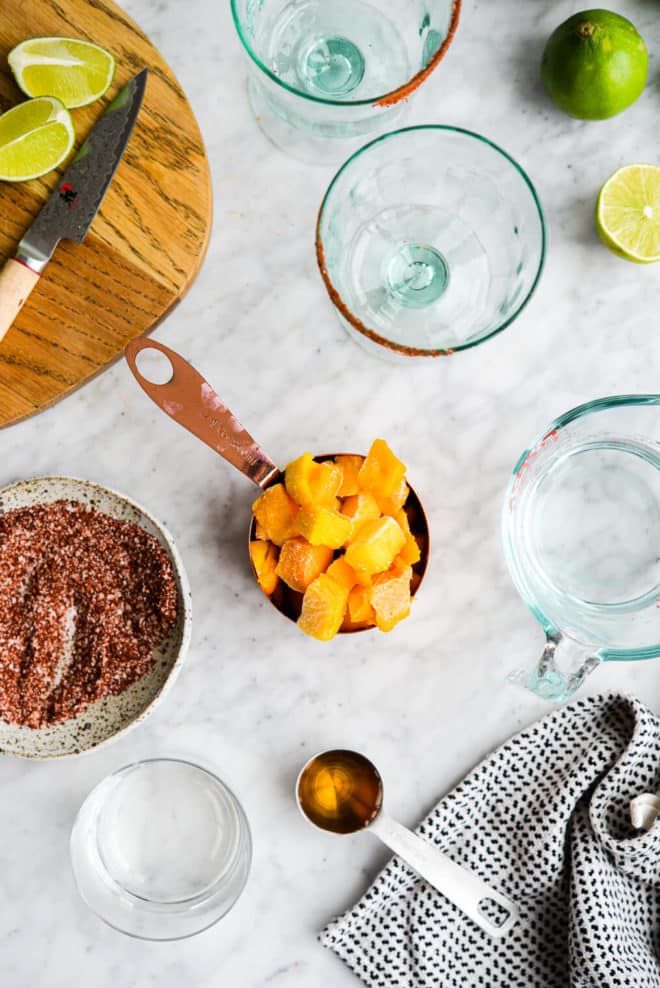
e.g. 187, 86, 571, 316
8, 37, 115, 109
0, 97, 74, 182
596, 164, 660, 264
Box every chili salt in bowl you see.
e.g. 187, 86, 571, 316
0, 477, 192, 759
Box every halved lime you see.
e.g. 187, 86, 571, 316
0, 96, 74, 181
8, 37, 115, 109
596, 164, 660, 264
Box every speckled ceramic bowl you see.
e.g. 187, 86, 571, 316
0, 477, 192, 759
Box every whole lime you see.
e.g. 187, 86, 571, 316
541, 9, 647, 119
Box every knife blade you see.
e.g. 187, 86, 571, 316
0, 68, 148, 343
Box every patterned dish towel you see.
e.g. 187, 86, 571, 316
321, 694, 660, 987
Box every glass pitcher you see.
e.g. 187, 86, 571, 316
502, 395, 660, 702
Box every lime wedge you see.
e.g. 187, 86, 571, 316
596, 164, 660, 263
0, 97, 74, 182
8, 37, 115, 109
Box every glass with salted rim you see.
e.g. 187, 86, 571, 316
316, 126, 546, 360
503, 395, 660, 703
230, 0, 461, 162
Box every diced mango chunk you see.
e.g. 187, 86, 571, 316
254, 520, 268, 541
285, 453, 342, 507
369, 564, 413, 632
347, 584, 376, 625
395, 508, 422, 565
340, 492, 381, 545
249, 540, 280, 596
358, 439, 407, 499
275, 538, 333, 593
375, 479, 410, 517
296, 507, 352, 550
252, 484, 299, 546
298, 574, 349, 641
326, 557, 358, 592
335, 455, 365, 497
344, 516, 406, 576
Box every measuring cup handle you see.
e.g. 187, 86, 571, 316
509, 635, 600, 704
369, 813, 519, 938
125, 338, 281, 490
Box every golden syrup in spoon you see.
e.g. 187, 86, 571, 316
297, 750, 383, 834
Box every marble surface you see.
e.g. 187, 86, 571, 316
1, 0, 659, 984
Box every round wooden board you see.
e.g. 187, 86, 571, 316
0, 0, 212, 428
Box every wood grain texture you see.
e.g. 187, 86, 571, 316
0, 0, 212, 428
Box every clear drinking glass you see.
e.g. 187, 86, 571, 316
70, 758, 252, 940
230, 0, 461, 162
316, 126, 545, 360
503, 395, 660, 703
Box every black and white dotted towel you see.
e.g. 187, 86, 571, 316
321, 693, 660, 987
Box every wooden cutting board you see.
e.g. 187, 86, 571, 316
0, 0, 212, 428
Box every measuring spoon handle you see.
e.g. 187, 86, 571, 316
369, 813, 519, 938
125, 338, 280, 490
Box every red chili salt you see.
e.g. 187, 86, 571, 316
0, 500, 178, 728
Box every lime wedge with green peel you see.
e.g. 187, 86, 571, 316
596, 164, 660, 264
0, 97, 74, 182
8, 37, 115, 109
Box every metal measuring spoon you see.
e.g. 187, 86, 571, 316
124, 339, 429, 629
297, 749, 519, 938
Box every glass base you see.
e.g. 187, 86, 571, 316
345, 203, 491, 349
266, 0, 410, 100
247, 75, 407, 165
387, 244, 449, 308
301, 36, 365, 97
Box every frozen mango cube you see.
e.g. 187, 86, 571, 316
394, 508, 421, 565
335, 455, 365, 497
285, 453, 342, 507
275, 538, 333, 593
249, 540, 280, 596
344, 516, 406, 575
298, 574, 349, 641
252, 484, 299, 547
340, 492, 380, 545
347, 584, 375, 625
369, 564, 413, 632
326, 557, 358, 592
358, 439, 407, 499
375, 478, 410, 517
296, 507, 352, 549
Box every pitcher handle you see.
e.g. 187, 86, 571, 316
509, 635, 601, 703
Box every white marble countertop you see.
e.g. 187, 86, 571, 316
1, 0, 659, 984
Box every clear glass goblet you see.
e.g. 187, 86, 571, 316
230, 0, 461, 162
316, 126, 546, 360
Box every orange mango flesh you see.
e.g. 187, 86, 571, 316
250, 440, 421, 640
252, 484, 299, 546
249, 541, 280, 596
370, 564, 413, 632
344, 516, 406, 576
276, 538, 334, 593
358, 439, 406, 498
298, 574, 349, 642
296, 506, 352, 549
335, 455, 364, 496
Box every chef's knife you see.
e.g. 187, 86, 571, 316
0, 68, 148, 344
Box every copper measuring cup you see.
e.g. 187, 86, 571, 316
124, 338, 429, 630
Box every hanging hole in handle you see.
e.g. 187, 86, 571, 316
135, 347, 174, 386
478, 896, 514, 930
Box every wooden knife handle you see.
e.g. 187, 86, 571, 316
0, 259, 40, 343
